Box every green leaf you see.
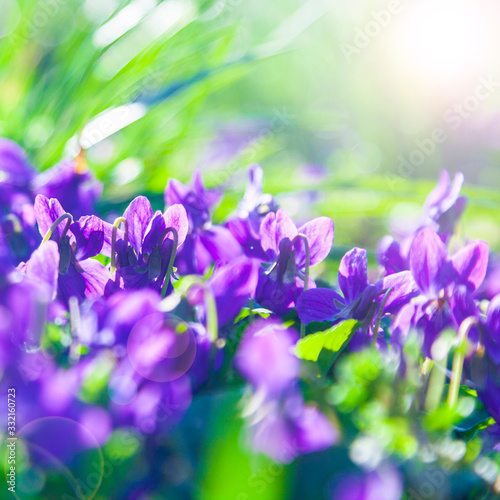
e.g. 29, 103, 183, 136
295, 319, 360, 363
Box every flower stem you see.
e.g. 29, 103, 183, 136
159, 227, 179, 298
447, 316, 477, 408
424, 361, 447, 412
371, 286, 393, 349
110, 217, 127, 275
292, 233, 310, 338
182, 276, 218, 343
42, 213, 73, 243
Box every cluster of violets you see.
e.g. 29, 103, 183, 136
1, 135, 500, 497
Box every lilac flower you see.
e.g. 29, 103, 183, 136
26, 194, 108, 305
226, 164, 278, 259
236, 319, 337, 461
103, 196, 188, 295
235, 318, 300, 396
165, 170, 222, 229
165, 171, 242, 274
188, 257, 260, 329
255, 209, 334, 314
0, 270, 51, 347
297, 247, 419, 347
0, 138, 35, 208
423, 169, 467, 240
32, 156, 102, 218
79, 289, 162, 346
377, 170, 467, 276
477, 253, 500, 300
475, 294, 500, 422
392, 228, 488, 356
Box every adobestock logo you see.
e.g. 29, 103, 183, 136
342, 0, 409, 62
387, 73, 500, 189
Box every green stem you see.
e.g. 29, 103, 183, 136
42, 213, 73, 243
447, 316, 477, 408
424, 361, 447, 412
159, 227, 179, 298
371, 286, 393, 349
110, 217, 127, 275
292, 233, 310, 338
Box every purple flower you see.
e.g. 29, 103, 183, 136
393, 228, 488, 356
332, 466, 403, 500
0, 138, 35, 207
32, 157, 102, 218
103, 196, 188, 295
165, 170, 222, 229
79, 289, 162, 346
188, 257, 260, 328
423, 169, 467, 240
235, 318, 300, 396
475, 295, 500, 422
255, 209, 334, 314
227, 164, 278, 260
27, 194, 108, 305
165, 171, 242, 274
297, 247, 419, 347
377, 170, 467, 276
236, 319, 337, 462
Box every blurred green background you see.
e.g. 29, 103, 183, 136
1, 0, 500, 253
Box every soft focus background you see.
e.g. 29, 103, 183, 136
1, 0, 500, 497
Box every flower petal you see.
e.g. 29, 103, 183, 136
296, 288, 342, 324
25, 241, 60, 301
142, 211, 166, 256
164, 204, 189, 247
295, 216, 334, 268
409, 228, 456, 298
260, 209, 297, 257
71, 215, 104, 261
377, 235, 408, 275
34, 194, 67, 240
123, 196, 153, 252
338, 247, 368, 303
208, 258, 260, 327
380, 271, 420, 314
452, 240, 489, 292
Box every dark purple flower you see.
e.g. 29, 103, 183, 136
377, 169, 467, 275
477, 253, 500, 300
103, 196, 188, 295
28, 194, 108, 305
165, 170, 222, 230
32, 157, 102, 218
474, 295, 500, 422
297, 247, 419, 348
165, 171, 242, 275
0, 138, 35, 207
393, 228, 488, 356
255, 209, 334, 314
